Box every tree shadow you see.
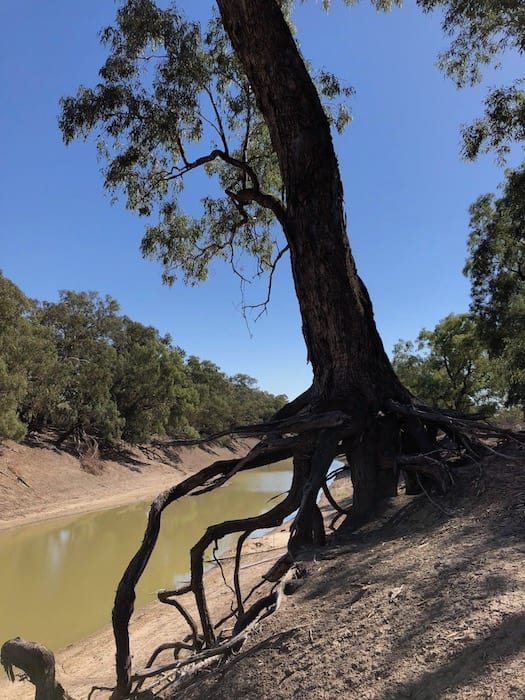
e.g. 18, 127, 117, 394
383, 612, 525, 700
274, 457, 525, 699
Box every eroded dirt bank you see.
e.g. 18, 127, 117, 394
180, 449, 525, 700
0, 435, 255, 531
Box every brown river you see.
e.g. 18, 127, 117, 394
0, 461, 292, 653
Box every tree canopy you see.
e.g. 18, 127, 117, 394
0, 273, 59, 441
464, 165, 525, 413
59, 0, 356, 305
418, 0, 525, 162
0, 274, 286, 444
392, 313, 502, 414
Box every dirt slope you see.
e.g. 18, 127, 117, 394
177, 448, 525, 700
0, 435, 253, 530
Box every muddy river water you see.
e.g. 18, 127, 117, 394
0, 461, 292, 653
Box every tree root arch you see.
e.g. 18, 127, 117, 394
106, 396, 518, 698
2, 398, 520, 700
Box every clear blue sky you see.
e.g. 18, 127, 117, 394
0, 1, 521, 399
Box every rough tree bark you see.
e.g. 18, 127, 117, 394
216, 0, 412, 511
217, 1, 401, 399
108, 3, 480, 696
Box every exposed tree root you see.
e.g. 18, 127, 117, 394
130, 568, 295, 698
1, 637, 75, 700
106, 395, 522, 698
3, 395, 522, 700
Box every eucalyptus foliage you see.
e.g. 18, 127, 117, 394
465, 165, 525, 411
111, 319, 198, 441
0, 274, 60, 440
38, 291, 124, 441
59, 0, 353, 294
392, 313, 501, 414
418, 0, 525, 162
0, 275, 285, 443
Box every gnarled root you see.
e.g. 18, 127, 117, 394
110, 396, 523, 697
1, 637, 74, 700
7, 391, 517, 700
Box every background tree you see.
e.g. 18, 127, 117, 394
392, 313, 501, 414
419, 1, 524, 416
229, 372, 287, 426
111, 319, 197, 441
0, 273, 286, 446
464, 166, 525, 415
184, 361, 286, 434
418, 0, 525, 163
38, 291, 124, 443
185, 356, 235, 434
0, 273, 59, 440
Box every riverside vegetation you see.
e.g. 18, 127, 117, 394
0, 273, 286, 448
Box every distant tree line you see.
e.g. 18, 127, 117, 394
392, 165, 524, 421
0, 274, 286, 443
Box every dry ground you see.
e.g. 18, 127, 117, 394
177, 446, 525, 700
1, 437, 524, 700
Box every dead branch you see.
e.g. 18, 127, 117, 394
131, 569, 295, 698
157, 590, 200, 652
155, 408, 354, 449
234, 531, 251, 618
242, 243, 290, 320
322, 479, 350, 516
415, 473, 456, 516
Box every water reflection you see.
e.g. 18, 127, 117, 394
0, 461, 292, 652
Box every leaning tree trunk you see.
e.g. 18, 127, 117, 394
107, 5, 500, 696
217, 0, 411, 511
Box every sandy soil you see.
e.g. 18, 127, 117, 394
1, 437, 524, 700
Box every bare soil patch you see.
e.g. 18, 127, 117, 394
176, 448, 525, 700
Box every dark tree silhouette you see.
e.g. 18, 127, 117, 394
105, 3, 509, 696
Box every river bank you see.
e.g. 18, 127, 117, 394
0, 435, 256, 531
0, 434, 291, 699
1, 438, 524, 699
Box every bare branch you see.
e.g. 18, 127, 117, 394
152, 144, 287, 224
241, 82, 253, 189
242, 244, 290, 320
234, 531, 251, 618
203, 85, 229, 153
157, 589, 200, 651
